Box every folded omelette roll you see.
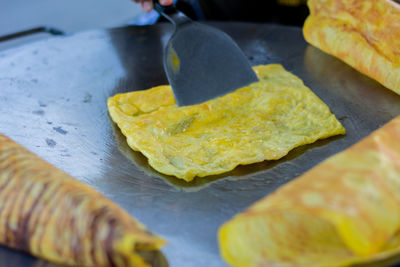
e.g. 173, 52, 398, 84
219, 116, 400, 267
0, 134, 165, 267
303, 0, 400, 95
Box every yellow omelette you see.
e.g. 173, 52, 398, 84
219, 116, 400, 267
303, 0, 400, 95
108, 64, 345, 181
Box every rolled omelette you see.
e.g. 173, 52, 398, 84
219, 115, 400, 266
0, 134, 165, 266
303, 0, 400, 95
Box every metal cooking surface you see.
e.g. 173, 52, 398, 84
0, 22, 399, 267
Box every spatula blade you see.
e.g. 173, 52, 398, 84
164, 23, 258, 106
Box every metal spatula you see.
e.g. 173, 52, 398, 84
153, 1, 258, 106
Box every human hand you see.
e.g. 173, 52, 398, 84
132, 0, 174, 13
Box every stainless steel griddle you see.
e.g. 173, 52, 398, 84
0, 22, 399, 267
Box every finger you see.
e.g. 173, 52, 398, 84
159, 0, 173, 5
141, 0, 153, 12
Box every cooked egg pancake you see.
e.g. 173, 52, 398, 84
107, 64, 345, 181
303, 0, 400, 95
0, 134, 165, 267
219, 116, 400, 267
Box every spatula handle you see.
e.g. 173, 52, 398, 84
153, 0, 191, 26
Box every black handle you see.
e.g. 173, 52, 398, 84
153, 0, 177, 15
152, 0, 191, 26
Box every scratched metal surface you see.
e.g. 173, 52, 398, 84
0, 23, 399, 267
